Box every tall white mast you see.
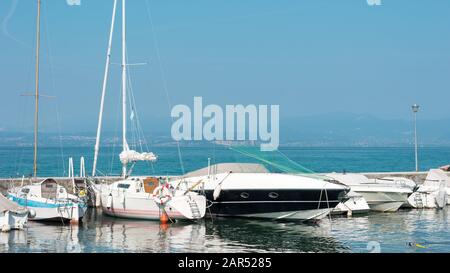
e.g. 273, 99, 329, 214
121, 0, 128, 177
92, 0, 118, 177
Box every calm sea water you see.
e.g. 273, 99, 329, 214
1, 209, 449, 253
2, 146, 450, 177
1, 146, 450, 253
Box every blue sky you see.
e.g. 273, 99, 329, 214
1, 0, 450, 133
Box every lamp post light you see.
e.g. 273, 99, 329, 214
412, 104, 420, 172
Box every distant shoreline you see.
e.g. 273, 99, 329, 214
1, 145, 450, 148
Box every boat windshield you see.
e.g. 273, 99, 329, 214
117, 183, 131, 189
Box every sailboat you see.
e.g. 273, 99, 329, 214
95, 0, 206, 221
326, 172, 412, 212
8, 178, 87, 222
7, 0, 87, 223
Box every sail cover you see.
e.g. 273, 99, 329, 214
0, 193, 27, 214
184, 163, 269, 178
119, 150, 157, 165
423, 169, 450, 187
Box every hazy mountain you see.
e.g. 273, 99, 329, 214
281, 113, 450, 147
1, 113, 449, 147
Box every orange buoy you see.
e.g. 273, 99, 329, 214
160, 209, 169, 224
160, 222, 169, 232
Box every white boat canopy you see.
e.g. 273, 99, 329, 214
0, 193, 27, 214
184, 163, 269, 178
119, 150, 157, 165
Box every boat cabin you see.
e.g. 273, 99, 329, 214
19, 178, 69, 200
112, 177, 161, 194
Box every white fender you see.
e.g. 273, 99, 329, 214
213, 184, 222, 201
435, 182, 447, 209
1, 225, 11, 233
106, 194, 113, 209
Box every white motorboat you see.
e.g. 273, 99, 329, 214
407, 169, 450, 209
8, 178, 87, 223
327, 173, 412, 212
370, 176, 417, 208
101, 176, 206, 221
0, 193, 29, 232
171, 163, 350, 221
332, 190, 370, 215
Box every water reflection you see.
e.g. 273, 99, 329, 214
330, 209, 450, 253
88, 211, 207, 252
205, 218, 348, 253
0, 221, 81, 253
0, 230, 28, 252
1, 208, 449, 253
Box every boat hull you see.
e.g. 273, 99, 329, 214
8, 195, 87, 222
213, 208, 332, 220
367, 201, 405, 212
100, 192, 206, 221
102, 206, 183, 220
0, 210, 28, 232
332, 195, 370, 215
355, 191, 408, 212
204, 189, 344, 221
407, 191, 449, 209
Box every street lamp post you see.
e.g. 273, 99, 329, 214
412, 104, 420, 172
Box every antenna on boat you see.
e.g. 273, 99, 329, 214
121, 0, 128, 178
207, 158, 211, 178
80, 156, 85, 178
69, 157, 75, 191
92, 0, 118, 177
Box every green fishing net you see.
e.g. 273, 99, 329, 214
229, 146, 327, 180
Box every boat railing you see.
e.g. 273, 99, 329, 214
373, 178, 414, 189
